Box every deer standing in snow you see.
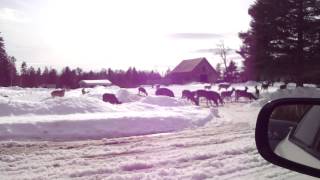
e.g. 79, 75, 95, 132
255, 86, 260, 98
51, 89, 65, 98
280, 82, 288, 90
181, 90, 199, 105
218, 83, 231, 91
261, 81, 270, 91
235, 87, 248, 101
196, 90, 223, 107
138, 87, 148, 96
221, 88, 235, 102
155, 88, 175, 97
102, 93, 122, 104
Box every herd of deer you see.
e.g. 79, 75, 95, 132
49, 81, 289, 106
107, 84, 259, 106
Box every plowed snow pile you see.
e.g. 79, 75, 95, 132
0, 86, 215, 140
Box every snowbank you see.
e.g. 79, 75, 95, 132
140, 96, 189, 107
254, 87, 320, 107
0, 106, 215, 141
0, 87, 216, 141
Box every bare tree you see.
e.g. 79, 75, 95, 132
215, 41, 232, 73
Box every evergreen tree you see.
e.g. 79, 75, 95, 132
225, 60, 238, 82
48, 69, 58, 85
27, 66, 37, 87
239, 0, 320, 85
20, 61, 28, 87
36, 68, 42, 86
8, 56, 17, 86
42, 67, 49, 85
0, 33, 12, 86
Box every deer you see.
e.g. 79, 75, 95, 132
196, 90, 223, 107
236, 91, 258, 101
218, 83, 231, 91
204, 85, 212, 90
0, 93, 8, 98
220, 88, 235, 102
138, 87, 148, 96
155, 88, 175, 97
280, 82, 288, 90
255, 85, 260, 98
82, 88, 89, 95
102, 93, 122, 104
51, 89, 65, 98
261, 81, 270, 91
235, 86, 249, 101
181, 90, 199, 105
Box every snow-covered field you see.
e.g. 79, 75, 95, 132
0, 82, 319, 179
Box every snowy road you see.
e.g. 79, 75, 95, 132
0, 104, 307, 180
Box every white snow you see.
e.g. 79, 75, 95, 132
0, 86, 214, 141
0, 82, 319, 179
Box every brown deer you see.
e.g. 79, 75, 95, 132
221, 88, 235, 102
51, 89, 65, 98
236, 91, 258, 101
255, 85, 260, 98
156, 88, 175, 97
261, 81, 270, 91
218, 83, 231, 91
196, 90, 223, 107
138, 87, 148, 96
82, 88, 89, 95
182, 90, 199, 105
235, 87, 248, 101
102, 93, 122, 104
204, 85, 212, 90
280, 82, 288, 90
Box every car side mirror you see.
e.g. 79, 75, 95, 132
256, 98, 320, 178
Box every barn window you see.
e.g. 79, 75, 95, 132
202, 66, 206, 72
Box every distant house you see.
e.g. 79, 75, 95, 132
168, 57, 218, 84
79, 79, 112, 88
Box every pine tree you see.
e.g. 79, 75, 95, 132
20, 61, 28, 87
27, 66, 37, 87
225, 60, 238, 82
48, 69, 58, 85
8, 56, 17, 86
239, 0, 320, 85
0, 33, 12, 86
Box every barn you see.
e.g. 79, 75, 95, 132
79, 79, 112, 88
168, 57, 218, 84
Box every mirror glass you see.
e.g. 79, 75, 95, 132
268, 104, 320, 169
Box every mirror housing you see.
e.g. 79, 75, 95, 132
256, 98, 320, 178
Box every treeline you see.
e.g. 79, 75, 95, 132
6, 61, 162, 88
239, 0, 320, 85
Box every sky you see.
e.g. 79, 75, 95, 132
0, 0, 254, 73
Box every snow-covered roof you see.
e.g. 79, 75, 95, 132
79, 79, 111, 85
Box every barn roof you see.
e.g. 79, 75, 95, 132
170, 57, 209, 73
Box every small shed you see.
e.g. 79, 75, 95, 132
168, 57, 218, 84
79, 79, 112, 88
